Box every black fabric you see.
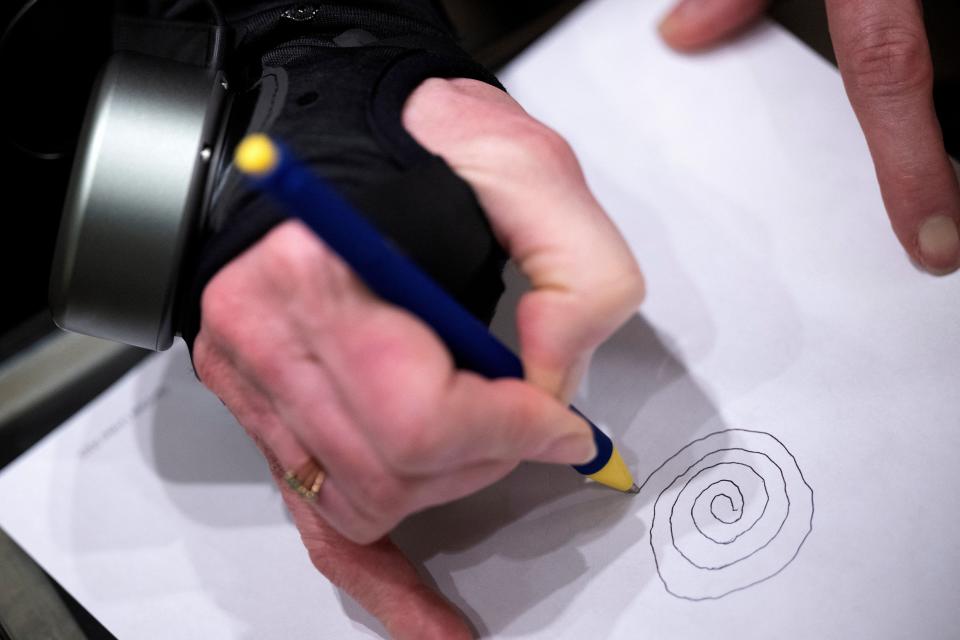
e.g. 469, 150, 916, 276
120, 2, 509, 355
114, 0, 455, 32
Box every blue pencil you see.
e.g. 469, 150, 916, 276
233, 134, 638, 493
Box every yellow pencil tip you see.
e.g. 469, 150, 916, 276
587, 448, 637, 493
234, 133, 279, 176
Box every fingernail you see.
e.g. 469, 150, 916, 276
917, 215, 960, 274
658, 0, 704, 35
540, 431, 597, 465
658, 5, 682, 38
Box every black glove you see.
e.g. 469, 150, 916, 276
115, 2, 510, 353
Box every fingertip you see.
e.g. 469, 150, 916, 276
657, 10, 684, 46
657, 0, 768, 53
917, 215, 960, 274
658, 16, 713, 54
657, 7, 710, 53
384, 584, 474, 640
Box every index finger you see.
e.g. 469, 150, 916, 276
826, 0, 960, 273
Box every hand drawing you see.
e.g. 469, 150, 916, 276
637, 429, 813, 600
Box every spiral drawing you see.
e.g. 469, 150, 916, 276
638, 429, 813, 600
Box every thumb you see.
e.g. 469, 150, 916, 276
402, 78, 645, 402
515, 272, 640, 402
659, 0, 769, 52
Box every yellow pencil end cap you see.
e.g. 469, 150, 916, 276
234, 133, 279, 176
587, 448, 637, 493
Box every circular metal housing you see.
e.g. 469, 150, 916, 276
49, 52, 229, 351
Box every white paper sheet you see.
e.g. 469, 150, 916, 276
2, 0, 959, 637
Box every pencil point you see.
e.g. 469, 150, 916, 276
626, 483, 640, 495
585, 448, 637, 492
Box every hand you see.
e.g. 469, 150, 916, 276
658, 0, 960, 274
193, 78, 644, 637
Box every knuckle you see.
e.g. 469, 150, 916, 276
331, 515, 387, 546
629, 267, 647, 306
503, 120, 578, 173
359, 477, 404, 516
199, 289, 293, 389
199, 273, 243, 343
257, 227, 322, 290
190, 335, 220, 385
572, 263, 645, 330
350, 479, 408, 539
357, 369, 449, 473
342, 526, 383, 546
461, 114, 580, 181
612, 263, 647, 309
199, 273, 271, 367
590, 262, 646, 310
411, 76, 456, 107
380, 408, 444, 471
844, 21, 932, 98
254, 222, 349, 305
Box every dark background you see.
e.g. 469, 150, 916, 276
0, 0, 958, 348
0, 1, 110, 354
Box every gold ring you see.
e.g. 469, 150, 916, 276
283, 458, 326, 502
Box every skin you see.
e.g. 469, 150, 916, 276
193, 78, 645, 637
658, 0, 960, 274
